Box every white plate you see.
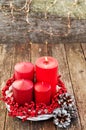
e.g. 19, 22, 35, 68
6, 103, 53, 121
5, 85, 60, 121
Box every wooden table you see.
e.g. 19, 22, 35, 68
0, 43, 86, 130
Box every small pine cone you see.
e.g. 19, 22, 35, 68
53, 108, 71, 128
58, 93, 75, 109
67, 106, 77, 119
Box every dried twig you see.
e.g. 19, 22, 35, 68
9, 0, 32, 23
25, 0, 32, 24
28, 14, 71, 38
9, 1, 15, 22
67, 12, 71, 29
45, 0, 57, 19
2, 0, 72, 38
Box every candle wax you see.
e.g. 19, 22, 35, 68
12, 79, 33, 105
14, 62, 34, 80
34, 82, 51, 105
35, 56, 58, 97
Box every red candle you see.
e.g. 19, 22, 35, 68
12, 79, 33, 105
35, 56, 58, 97
14, 62, 34, 80
34, 82, 51, 105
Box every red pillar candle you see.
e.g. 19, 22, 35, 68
34, 82, 51, 105
35, 56, 58, 97
12, 79, 33, 105
14, 62, 34, 80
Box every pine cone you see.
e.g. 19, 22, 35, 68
58, 93, 75, 109
53, 108, 71, 128
67, 106, 77, 119
58, 93, 77, 119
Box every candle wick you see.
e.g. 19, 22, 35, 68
44, 57, 48, 64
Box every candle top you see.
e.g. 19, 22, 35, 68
15, 62, 34, 73
34, 82, 51, 92
12, 79, 33, 90
36, 56, 58, 69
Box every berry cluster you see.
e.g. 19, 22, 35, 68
1, 75, 77, 128
1, 75, 66, 121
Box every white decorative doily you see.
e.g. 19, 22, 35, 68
5, 85, 60, 121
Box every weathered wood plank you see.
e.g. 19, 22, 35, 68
5, 43, 32, 130
31, 43, 47, 64
0, 0, 86, 44
1, 43, 85, 130
0, 44, 15, 130
51, 44, 73, 93
31, 43, 56, 130
65, 43, 86, 130
81, 43, 86, 59
0, 44, 6, 130
13, 42, 31, 64
0, 12, 86, 44
48, 43, 81, 130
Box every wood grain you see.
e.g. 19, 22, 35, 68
65, 43, 86, 130
0, 44, 6, 130
31, 43, 47, 64
4, 43, 32, 130
81, 43, 86, 60
48, 43, 81, 130
0, 43, 86, 130
0, 44, 15, 130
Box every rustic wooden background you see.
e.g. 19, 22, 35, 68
0, 43, 86, 130
0, 1, 86, 130
0, 0, 86, 44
